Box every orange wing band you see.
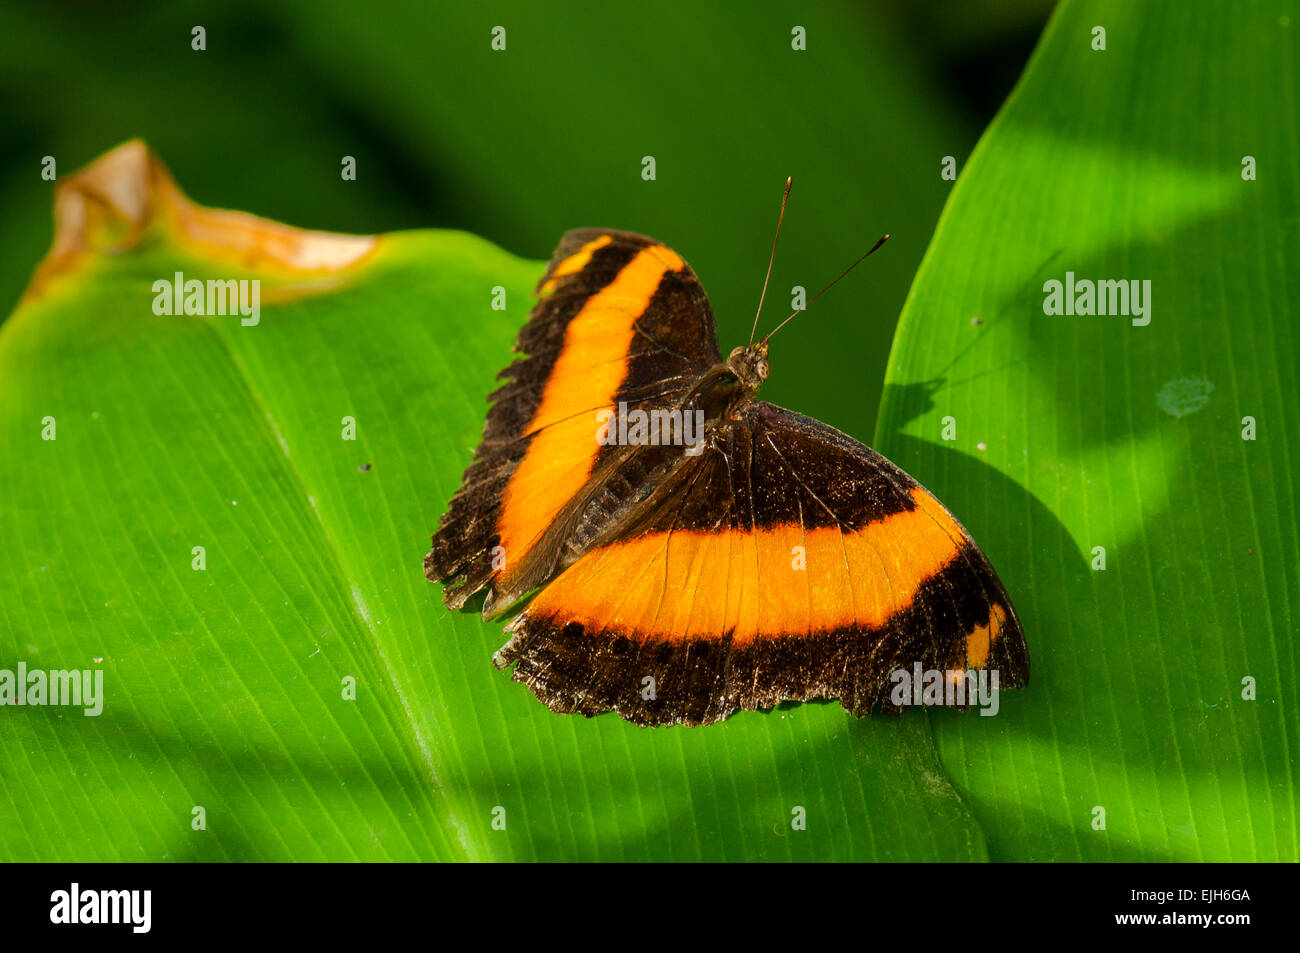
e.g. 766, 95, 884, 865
525, 486, 967, 644
496, 244, 684, 575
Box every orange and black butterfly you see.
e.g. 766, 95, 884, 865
425, 201, 1028, 726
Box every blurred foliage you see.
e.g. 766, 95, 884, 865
0, 0, 1047, 432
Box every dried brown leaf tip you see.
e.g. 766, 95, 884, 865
25, 139, 378, 302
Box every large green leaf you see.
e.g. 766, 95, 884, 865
0, 143, 984, 861
878, 0, 1298, 860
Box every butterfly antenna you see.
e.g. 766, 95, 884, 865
748, 176, 793, 347
760, 233, 890, 346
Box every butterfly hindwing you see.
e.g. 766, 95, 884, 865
494, 402, 1028, 726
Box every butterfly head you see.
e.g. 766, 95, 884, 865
726, 343, 770, 390
690, 345, 767, 424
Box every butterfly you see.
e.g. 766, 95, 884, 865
425, 190, 1028, 726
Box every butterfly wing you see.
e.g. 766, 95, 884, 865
495, 400, 1028, 726
427, 229, 723, 611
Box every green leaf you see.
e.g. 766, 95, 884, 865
0, 142, 984, 861
878, 0, 1298, 860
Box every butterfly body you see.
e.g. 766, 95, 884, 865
426, 229, 1028, 726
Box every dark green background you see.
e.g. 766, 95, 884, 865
1, 0, 1050, 431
